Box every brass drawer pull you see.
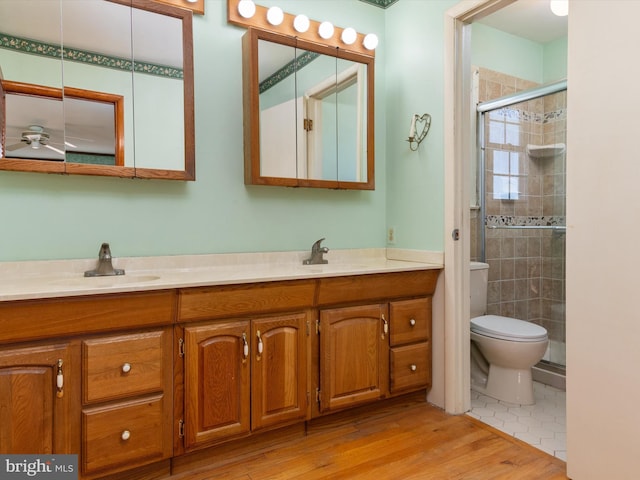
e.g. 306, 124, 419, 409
56, 359, 64, 398
121, 363, 132, 374
121, 430, 131, 441
256, 330, 263, 360
242, 333, 249, 360
381, 314, 388, 339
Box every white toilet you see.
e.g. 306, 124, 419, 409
470, 262, 548, 405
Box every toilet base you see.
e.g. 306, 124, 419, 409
484, 365, 535, 405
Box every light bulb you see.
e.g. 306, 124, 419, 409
267, 6, 284, 26
293, 14, 310, 33
318, 21, 334, 40
341, 27, 357, 45
237, 0, 255, 19
549, 0, 568, 16
363, 33, 378, 50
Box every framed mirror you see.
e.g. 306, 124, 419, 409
0, 0, 195, 180
242, 28, 374, 190
2, 80, 125, 170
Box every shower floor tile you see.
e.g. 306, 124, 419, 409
467, 382, 566, 461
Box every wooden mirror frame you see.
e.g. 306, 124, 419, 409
242, 28, 375, 190
1, 80, 126, 176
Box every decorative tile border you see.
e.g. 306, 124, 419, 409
490, 106, 567, 124
358, 0, 399, 8
0, 33, 182, 79
259, 50, 320, 94
486, 215, 566, 228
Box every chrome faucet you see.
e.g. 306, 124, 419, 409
303, 238, 329, 265
84, 243, 125, 277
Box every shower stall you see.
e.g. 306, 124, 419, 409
472, 77, 567, 387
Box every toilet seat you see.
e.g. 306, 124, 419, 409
471, 315, 548, 342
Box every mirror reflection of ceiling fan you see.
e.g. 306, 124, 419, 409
5, 125, 78, 156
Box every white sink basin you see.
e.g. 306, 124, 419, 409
52, 275, 161, 288
297, 264, 369, 274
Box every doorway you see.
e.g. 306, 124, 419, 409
442, 0, 567, 414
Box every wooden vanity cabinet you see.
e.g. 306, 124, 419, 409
182, 320, 251, 449
389, 297, 432, 394
0, 290, 176, 480
314, 270, 439, 416
251, 313, 309, 430
181, 312, 310, 451
177, 281, 315, 452
0, 269, 439, 479
318, 304, 389, 413
80, 328, 173, 478
0, 341, 80, 455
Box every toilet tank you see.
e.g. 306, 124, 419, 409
470, 262, 489, 318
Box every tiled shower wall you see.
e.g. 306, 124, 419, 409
471, 67, 566, 349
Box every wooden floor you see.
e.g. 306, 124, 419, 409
171, 393, 568, 480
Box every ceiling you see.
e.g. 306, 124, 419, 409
477, 0, 568, 44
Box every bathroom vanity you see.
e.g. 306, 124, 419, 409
0, 252, 441, 479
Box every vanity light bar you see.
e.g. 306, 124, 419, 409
227, 0, 377, 56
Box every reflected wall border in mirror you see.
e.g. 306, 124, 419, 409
0, 0, 195, 181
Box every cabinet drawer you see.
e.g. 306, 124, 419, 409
316, 270, 439, 306
178, 280, 315, 321
82, 395, 168, 474
83, 331, 165, 404
390, 342, 430, 393
389, 297, 431, 346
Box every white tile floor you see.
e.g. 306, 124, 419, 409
467, 381, 566, 461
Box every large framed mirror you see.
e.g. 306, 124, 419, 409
242, 28, 374, 190
0, 0, 195, 180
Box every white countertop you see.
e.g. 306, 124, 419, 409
0, 248, 443, 302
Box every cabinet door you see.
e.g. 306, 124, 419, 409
251, 313, 308, 430
0, 342, 79, 454
183, 321, 250, 450
319, 304, 389, 412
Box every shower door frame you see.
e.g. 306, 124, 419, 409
476, 80, 567, 381
476, 79, 567, 263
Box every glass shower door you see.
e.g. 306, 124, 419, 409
477, 84, 567, 372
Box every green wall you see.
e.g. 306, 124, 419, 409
543, 36, 568, 83
471, 23, 545, 84
0, 0, 389, 261
471, 23, 568, 84
384, 0, 458, 251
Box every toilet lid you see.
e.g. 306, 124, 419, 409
470, 315, 548, 342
